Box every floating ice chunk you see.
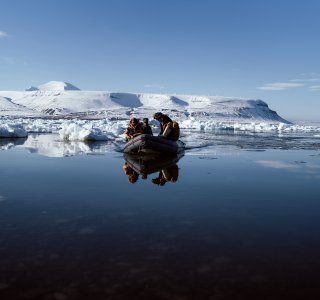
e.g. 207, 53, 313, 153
282, 124, 320, 133
0, 124, 28, 138
58, 123, 108, 141
23, 119, 56, 133
180, 119, 202, 130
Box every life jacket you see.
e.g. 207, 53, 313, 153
172, 121, 180, 141
159, 115, 173, 135
127, 123, 143, 136
163, 121, 180, 141
142, 124, 153, 135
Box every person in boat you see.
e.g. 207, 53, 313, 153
141, 118, 153, 135
124, 117, 143, 141
153, 112, 180, 141
152, 164, 179, 186
122, 162, 139, 184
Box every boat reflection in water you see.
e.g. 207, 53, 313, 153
122, 153, 184, 185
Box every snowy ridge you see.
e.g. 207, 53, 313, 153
26, 81, 80, 91
1, 81, 288, 123
0, 96, 36, 116
0, 96, 21, 111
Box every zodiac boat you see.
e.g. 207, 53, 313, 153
123, 134, 185, 155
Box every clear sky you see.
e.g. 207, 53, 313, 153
1, 0, 319, 121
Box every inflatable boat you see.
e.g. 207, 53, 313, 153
123, 134, 185, 154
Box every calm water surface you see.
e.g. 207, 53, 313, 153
0, 133, 320, 300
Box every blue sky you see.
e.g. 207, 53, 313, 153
1, 0, 319, 121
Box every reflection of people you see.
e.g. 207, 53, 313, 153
123, 162, 139, 184
142, 118, 153, 135
152, 164, 179, 186
124, 117, 143, 141
123, 152, 183, 185
153, 112, 180, 141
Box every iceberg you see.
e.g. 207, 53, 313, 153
0, 124, 28, 138
59, 123, 109, 141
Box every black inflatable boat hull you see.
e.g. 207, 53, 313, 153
123, 134, 185, 154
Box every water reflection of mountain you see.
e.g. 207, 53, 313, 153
123, 153, 183, 185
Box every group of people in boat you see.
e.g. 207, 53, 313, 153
124, 112, 180, 142
124, 117, 152, 140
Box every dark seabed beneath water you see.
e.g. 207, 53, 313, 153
0, 133, 320, 300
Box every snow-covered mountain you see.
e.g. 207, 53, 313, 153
0, 81, 289, 123
26, 81, 80, 91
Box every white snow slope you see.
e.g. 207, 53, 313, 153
0, 96, 36, 116
0, 81, 288, 123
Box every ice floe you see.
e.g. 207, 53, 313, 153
0, 123, 28, 138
